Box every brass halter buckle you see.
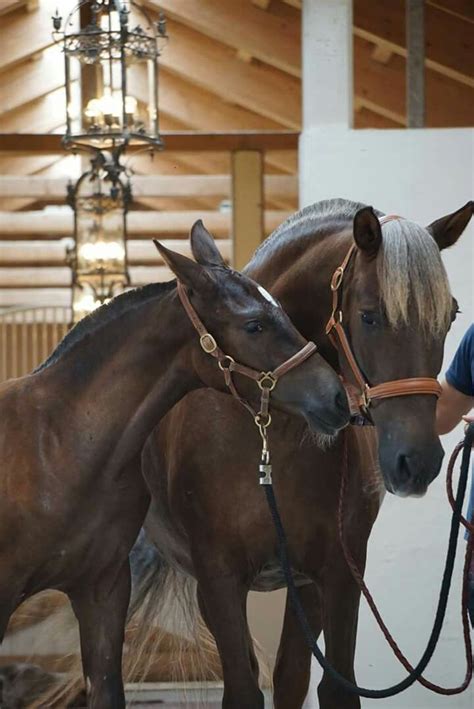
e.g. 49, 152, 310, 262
200, 333, 218, 354
361, 384, 371, 410
331, 267, 345, 291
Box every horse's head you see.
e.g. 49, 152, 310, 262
155, 220, 350, 434
345, 202, 473, 497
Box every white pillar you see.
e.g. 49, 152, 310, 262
302, 0, 353, 129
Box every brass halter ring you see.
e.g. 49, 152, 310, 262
257, 372, 278, 392
218, 355, 236, 371
255, 411, 272, 429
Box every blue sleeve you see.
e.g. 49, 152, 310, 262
446, 324, 474, 397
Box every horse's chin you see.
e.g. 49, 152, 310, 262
384, 479, 429, 499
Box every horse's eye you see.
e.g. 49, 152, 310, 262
360, 311, 378, 327
245, 320, 264, 334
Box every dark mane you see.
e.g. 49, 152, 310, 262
35, 280, 176, 372
250, 198, 382, 266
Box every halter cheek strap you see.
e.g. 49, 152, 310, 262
325, 216, 442, 421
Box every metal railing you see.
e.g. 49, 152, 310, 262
0, 306, 70, 382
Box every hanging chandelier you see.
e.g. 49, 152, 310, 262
52, 0, 167, 153
67, 152, 132, 322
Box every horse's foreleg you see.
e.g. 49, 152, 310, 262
69, 560, 131, 709
273, 583, 322, 709
196, 568, 264, 709
317, 558, 363, 709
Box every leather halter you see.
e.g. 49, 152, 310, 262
176, 280, 318, 421
325, 215, 442, 421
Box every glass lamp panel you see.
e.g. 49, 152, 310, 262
76, 196, 126, 279
71, 282, 103, 323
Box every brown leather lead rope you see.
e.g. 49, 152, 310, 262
176, 280, 318, 484
338, 432, 473, 695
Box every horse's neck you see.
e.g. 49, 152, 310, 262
248, 227, 351, 367
36, 291, 199, 475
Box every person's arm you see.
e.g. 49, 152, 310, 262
436, 380, 474, 435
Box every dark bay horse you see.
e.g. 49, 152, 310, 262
132, 200, 473, 709
0, 222, 349, 709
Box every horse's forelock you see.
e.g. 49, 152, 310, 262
376, 219, 452, 336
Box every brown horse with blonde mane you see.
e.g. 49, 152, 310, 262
130, 199, 473, 709
0, 222, 350, 709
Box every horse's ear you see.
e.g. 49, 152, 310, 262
190, 220, 226, 267
153, 239, 215, 292
426, 201, 474, 250
353, 206, 382, 258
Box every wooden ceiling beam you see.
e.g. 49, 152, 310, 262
0, 210, 290, 238
353, 107, 401, 130
0, 266, 175, 288
0, 89, 65, 133
144, 0, 300, 77
0, 0, 57, 74
0, 1, 37, 16
426, 1, 474, 23
354, 0, 474, 88
0, 288, 70, 307
158, 20, 301, 128
0, 132, 299, 154
0, 174, 296, 199
0, 46, 64, 115
0, 239, 232, 267
355, 36, 474, 127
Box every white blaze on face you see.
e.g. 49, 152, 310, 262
257, 285, 279, 308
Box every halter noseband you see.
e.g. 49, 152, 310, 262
177, 280, 317, 477
325, 215, 442, 422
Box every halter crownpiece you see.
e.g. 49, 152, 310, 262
325, 216, 442, 422
176, 280, 318, 482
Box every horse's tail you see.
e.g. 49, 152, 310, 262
125, 530, 223, 687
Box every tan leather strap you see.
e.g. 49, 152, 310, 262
366, 378, 442, 403
273, 341, 317, 378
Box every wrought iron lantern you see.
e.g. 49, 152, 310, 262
52, 0, 167, 152
67, 152, 132, 321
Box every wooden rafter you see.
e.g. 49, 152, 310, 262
0, 209, 290, 238
0, 46, 63, 115
354, 0, 474, 88
144, 0, 300, 77
0, 0, 57, 74
0, 132, 299, 153
159, 20, 301, 128
0, 174, 297, 199
355, 36, 474, 127
0, 239, 232, 267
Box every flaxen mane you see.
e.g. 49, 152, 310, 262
255, 198, 452, 336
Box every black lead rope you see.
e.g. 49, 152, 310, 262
263, 422, 474, 699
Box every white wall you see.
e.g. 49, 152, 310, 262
300, 126, 474, 709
